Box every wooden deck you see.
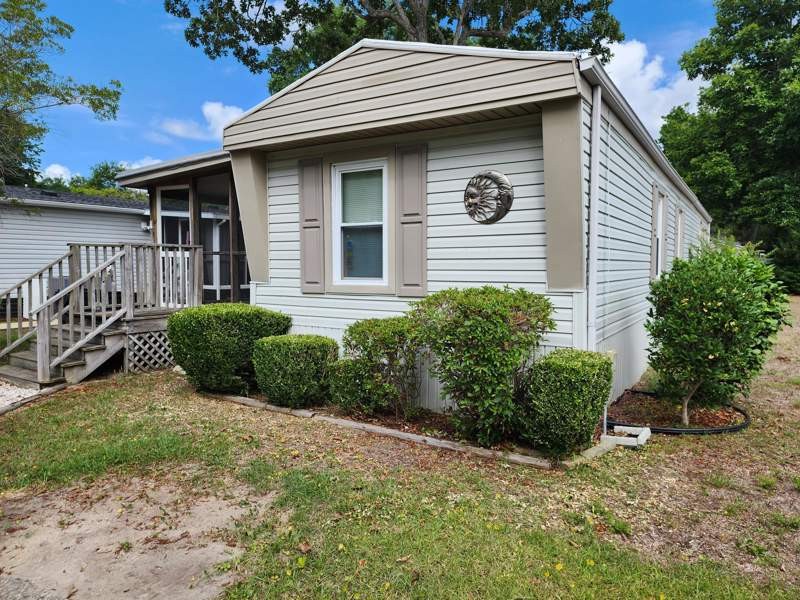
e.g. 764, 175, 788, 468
0, 243, 203, 388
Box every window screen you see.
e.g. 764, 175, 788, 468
339, 168, 384, 279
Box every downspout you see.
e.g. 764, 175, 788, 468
587, 84, 602, 352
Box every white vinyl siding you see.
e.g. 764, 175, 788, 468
0, 204, 150, 293
594, 110, 709, 397
255, 118, 581, 410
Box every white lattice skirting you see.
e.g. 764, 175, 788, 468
127, 331, 175, 373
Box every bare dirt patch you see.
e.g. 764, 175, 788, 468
0, 473, 273, 600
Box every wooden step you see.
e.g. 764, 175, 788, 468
7, 349, 67, 376
0, 364, 63, 390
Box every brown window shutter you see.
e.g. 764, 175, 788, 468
396, 144, 427, 297
299, 158, 325, 293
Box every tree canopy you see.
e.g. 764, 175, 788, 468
164, 0, 623, 93
0, 0, 122, 188
660, 0, 800, 291
37, 161, 146, 202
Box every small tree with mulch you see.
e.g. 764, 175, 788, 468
646, 240, 789, 425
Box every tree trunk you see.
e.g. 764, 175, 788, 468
681, 381, 702, 426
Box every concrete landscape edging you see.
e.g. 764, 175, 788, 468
216, 393, 618, 470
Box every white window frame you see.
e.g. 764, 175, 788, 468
331, 158, 389, 287
675, 207, 685, 259
655, 191, 665, 276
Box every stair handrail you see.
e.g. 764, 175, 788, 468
0, 251, 71, 299
0, 251, 72, 360
31, 251, 125, 315
33, 250, 127, 382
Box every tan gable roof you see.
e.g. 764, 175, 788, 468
223, 39, 581, 152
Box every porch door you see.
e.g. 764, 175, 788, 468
201, 216, 231, 302
157, 187, 191, 246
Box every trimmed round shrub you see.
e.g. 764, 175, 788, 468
340, 316, 418, 417
253, 334, 339, 408
329, 357, 396, 416
520, 349, 613, 458
409, 285, 555, 446
646, 240, 790, 424
167, 303, 291, 393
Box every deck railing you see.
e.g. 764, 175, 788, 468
1, 243, 203, 381
0, 252, 72, 360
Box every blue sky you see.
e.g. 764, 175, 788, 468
39, 0, 716, 181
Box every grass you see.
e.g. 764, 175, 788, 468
0, 374, 792, 598
705, 472, 735, 489
755, 474, 779, 492
222, 461, 783, 599
769, 513, 800, 532
0, 377, 239, 490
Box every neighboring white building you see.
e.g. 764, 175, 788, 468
119, 39, 712, 408
0, 186, 151, 298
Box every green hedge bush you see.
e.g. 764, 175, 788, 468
520, 349, 613, 458
328, 357, 396, 415
167, 303, 291, 393
646, 241, 790, 424
338, 316, 418, 417
409, 286, 554, 446
253, 334, 339, 408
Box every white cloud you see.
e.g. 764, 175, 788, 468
159, 101, 244, 142
143, 130, 174, 145
121, 156, 163, 170
41, 163, 73, 181
604, 40, 702, 137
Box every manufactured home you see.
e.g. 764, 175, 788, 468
0, 40, 710, 400
112, 39, 710, 407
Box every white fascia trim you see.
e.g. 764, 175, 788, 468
0, 197, 147, 215
361, 39, 579, 61
224, 38, 579, 134
579, 57, 712, 224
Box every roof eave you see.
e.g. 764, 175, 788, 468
579, 56, 712, 223
117, 150, 230, 188
0, 196, 147, 215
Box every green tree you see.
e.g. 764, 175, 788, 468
0, 0, 122, 188
660, 0, 800, 291
164, 0, 623, 93
35, 161, 146, 202
69, 161, 125, 189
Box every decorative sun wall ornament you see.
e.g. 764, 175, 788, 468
463, 170, 514, 224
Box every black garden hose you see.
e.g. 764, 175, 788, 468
606, 389, 751, 435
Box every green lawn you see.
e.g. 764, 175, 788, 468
1, 368, 797, 599
1, 299, 799, 598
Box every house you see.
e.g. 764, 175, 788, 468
0, 185, 151, 307
117, 39, 711, 407
0, 185, 206, 388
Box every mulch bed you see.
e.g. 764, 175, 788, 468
608, 390, 746, 429
318, 405, 460, 441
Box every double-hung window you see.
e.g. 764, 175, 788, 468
331, 159, 388, 286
